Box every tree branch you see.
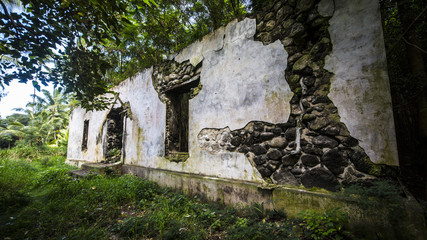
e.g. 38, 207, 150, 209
403, 37, 427, 54
388, 5, 427, 53
0, 0, 19, 29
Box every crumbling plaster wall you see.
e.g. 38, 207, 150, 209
323, 0, 398, 165
147, 18, 293, 181
67, 18, 293, 182
67, 0, 398, 186
181, 18, 293, 181
113, 70, 166, 166
67, 70, 167, 167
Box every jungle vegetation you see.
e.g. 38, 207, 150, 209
0, 0, 426, 200
0, 0, 426, 238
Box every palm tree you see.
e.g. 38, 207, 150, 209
0, 121, 24, 148
28, 89, 67, 113
11, 88, 71, 146
26, 88, 70, 145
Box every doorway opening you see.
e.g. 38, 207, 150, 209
105, 107, 125, 163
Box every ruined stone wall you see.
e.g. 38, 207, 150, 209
208, 0, 399, 190
67, 0, 398, 191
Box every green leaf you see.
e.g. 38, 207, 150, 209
143, 0, 151, 7
32, 81, 41, 91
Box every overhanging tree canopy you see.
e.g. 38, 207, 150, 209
0, 0, 250, 110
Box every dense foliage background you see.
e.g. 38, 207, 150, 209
380, 0, 427, 200
0, 88, 74, 148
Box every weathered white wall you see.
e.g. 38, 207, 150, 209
143, 18, 292, 182
67, 70, 166, 166
115, 70, 166, 166
67, 18, 293, 182
67, 0, 399, 182
187, 19, 292, 130
179, 19, 292, 181
67, 107, 109, 163
322, 0, 399, 165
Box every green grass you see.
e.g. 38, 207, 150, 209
0, 146, 352, 240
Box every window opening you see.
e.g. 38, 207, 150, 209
164, 80, 199, 162
81, 120, 89, 151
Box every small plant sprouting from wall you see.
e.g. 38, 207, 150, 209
106, 148, 121, 163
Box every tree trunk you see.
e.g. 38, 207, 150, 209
397, 0, 427, 199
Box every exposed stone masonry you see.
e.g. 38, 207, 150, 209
198, 0, 397, 191
152, 60, 202, 99
150, 0, 397, 191
104, 107, 124, 163
254, 0, 398, 189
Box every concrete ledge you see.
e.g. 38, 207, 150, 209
122, 164, 426, 240
68, 169, 100, 178
82, 162, 123, 175
123, 164, 273, 208
65, 158, 92, 167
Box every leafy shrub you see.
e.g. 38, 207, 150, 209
224, 203, 296, 240
0, 190, 31, 213
226, 218, 297, 240
106, 148, 121, 162
298, 208, 349, 240
37, 168, 71, 187
0, 158, 38, 214
240, 202, 266, 221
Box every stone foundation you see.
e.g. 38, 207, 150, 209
123, 164, 426, 240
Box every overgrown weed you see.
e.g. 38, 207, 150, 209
0, 145, 66, 160
1, 146, 354, 239
298, 209, 350, 240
